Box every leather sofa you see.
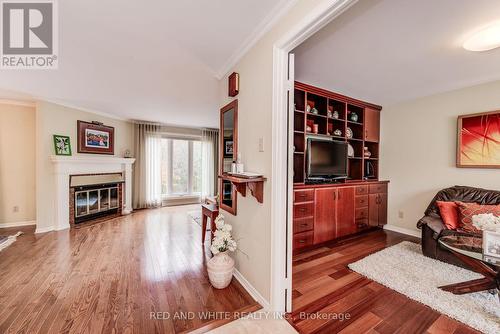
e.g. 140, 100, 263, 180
417, 185, 500, 268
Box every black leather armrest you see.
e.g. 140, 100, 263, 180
417, 215, 445, 236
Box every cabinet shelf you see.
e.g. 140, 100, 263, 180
219, 174, 267, 203
307, 112, 327, 119
294, 81, 381, 187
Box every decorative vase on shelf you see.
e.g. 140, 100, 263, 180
333, 129, 342, 137
306, 104, 311, 113
311, 107, 319, 115
346, 127, 353, 139
332, 110, 339, 119
207, 214, 237, 289
350, 112, 358, 122
348, 143, 355, 157
207, 251, 235, 289
312, 124, 319, 134
306, 125, 312, 133
364, 147, 372, 158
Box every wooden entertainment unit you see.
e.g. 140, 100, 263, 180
293, 82, 388, 251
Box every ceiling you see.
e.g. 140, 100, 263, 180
294, 0, 500, 107
0, 0, 289, 127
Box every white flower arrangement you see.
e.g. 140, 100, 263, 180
210, 214, 237, 255
472, 213, 500, 232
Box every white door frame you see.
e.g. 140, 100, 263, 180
270, 0, 359, 312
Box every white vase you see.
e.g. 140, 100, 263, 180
207, 251, 235, 289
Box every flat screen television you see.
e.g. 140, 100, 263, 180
307, 138, 348, 179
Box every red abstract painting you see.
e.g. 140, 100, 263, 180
457, 111, 500, 167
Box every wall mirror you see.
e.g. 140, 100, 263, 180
219, 100, 238, 215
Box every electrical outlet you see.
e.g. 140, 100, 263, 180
13, 206, 19, 213
258, 137, 264, 152
398, 210, 404, 219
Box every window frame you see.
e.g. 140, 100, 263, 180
161, 137, 201, 198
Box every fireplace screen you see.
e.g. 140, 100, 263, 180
75, 186, 119, 219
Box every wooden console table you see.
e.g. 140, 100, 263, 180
201, 204, 219, 244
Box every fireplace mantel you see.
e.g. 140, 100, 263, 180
50, 155, 135, 231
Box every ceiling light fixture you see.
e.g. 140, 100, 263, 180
463, 24, 500, 52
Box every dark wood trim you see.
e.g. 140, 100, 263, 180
295, 81, 382, 111
294, 180, 389, 189
219, 100, 238, 215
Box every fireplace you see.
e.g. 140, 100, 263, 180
69, 173, 124, 226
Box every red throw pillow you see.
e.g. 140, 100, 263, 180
436, 201, 459, 230
455, 202, 500, 233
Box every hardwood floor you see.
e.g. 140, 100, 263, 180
289, 229, 480, 334
0, 205, 258, 334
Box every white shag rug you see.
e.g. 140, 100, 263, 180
348, 241, 500, 334
0, 231, 23, 252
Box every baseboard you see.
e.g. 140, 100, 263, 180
35, 226, 54, 234
383, 224, 421, 238
0, 220, 36, 228
233, 269, 271, 311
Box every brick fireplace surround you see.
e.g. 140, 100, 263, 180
47, 156, 135, 232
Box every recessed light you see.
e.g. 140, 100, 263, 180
463, 24, 500, 52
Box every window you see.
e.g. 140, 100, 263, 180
160, 138, 202, 197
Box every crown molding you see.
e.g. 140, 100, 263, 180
215, 0, 299, 80
0, 99, 36, 107
38, 98, 133, 122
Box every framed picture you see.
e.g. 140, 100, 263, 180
224, 140, 234, 157
457, 110, 500, 168
53, 135, 72, 156
77, 121, 115, 155
483, 231, 500, 265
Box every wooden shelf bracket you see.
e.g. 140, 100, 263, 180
219, 174, 266, 203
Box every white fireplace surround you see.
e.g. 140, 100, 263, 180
47, 155, 135, 232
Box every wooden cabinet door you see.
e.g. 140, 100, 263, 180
378, 193, 388, 226
314, 188, 337, 244
336, 187, 356, 238
368, 194, 379, 227
364, 108, 380, 142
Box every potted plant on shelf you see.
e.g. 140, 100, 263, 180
207, 214, 237, 289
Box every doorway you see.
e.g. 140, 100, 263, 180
270, 0, 359, 312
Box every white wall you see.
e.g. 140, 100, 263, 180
36, 101, 134, 232
381, 80, 500, 233
0, 103, 36, 226
218, 0, 326, 303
